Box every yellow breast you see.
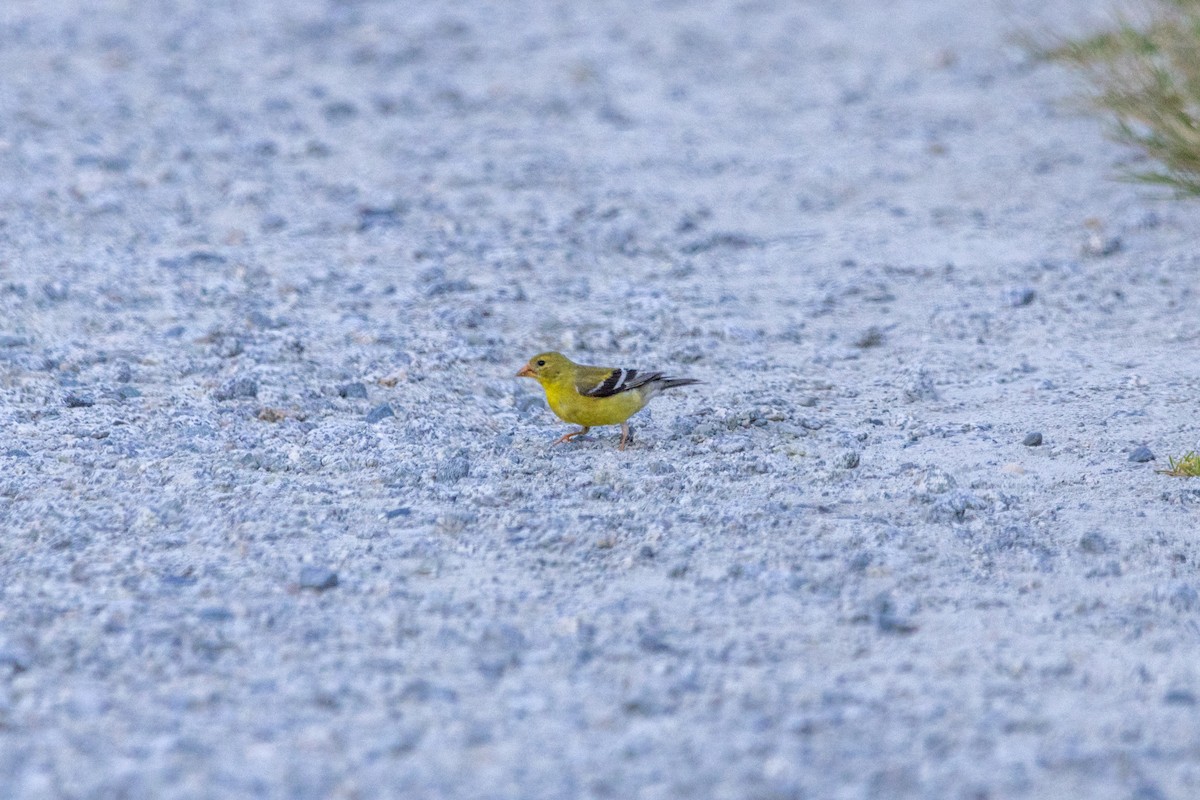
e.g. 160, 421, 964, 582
543, 382, 647, 427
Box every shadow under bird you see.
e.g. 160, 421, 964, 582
516, 351, 699, 451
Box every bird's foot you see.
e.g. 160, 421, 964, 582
552, 427, 590, 447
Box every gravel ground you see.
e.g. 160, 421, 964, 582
2, 1, 1199, 798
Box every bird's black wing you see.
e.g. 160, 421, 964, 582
578, 368, 662, 398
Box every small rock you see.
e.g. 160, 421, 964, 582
1078, 531, 1112, 555
42, 281, 70, 301
197, 607, 234, 623
464, 722, 493, 746
637, 628, 675, 654
847, 552, 872, 573
671, 416, 698, 436
323, 100, 358, 122
1086, 560, 1122, 579
835, 450, 860, 469
247, 311, 287, 330
215, 337, 243, 358
64, 394, 95, 408
1128, 446, 1155, 463
298, 566, 338, 592
214, 377, 258, 401
680, 231, 763, 254
854, 326, 885, 348
622, 686, 675, 717
1168, 584, 1199, 612
675, 207, 711, 234
1132, 784, 1168, 800
366, 403, 394, 424
867, 592, 918, 635
162, 571, 198, 588
0, 335, 29, 348
338, 382, 368, 399
261, 214, 287, 232
1023, 432, 1043, 447
385, 724, 426, 755
438, 510, 477, 533
903, 370, 939, 402
357, 202, 407, 232
424, 279, 475, 298
926, 491, 988, 523
0, 645, 33, 674
1005, 287, 1037, 307
475, 623, 527, 679
919, 467, 957, 494
117, 386, 142, 400
386, 507, 412, 520
1082, 233, 1122, 258
158, 250, 227, 269
399, 678, 457, 703
435, 453, 471, 482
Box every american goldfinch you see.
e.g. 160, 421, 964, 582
516, 351, 699, 451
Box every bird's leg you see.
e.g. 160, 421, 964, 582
552, 426, 590, 446
619, 422, 632, 451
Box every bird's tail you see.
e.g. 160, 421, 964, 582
638, 375, 699, 401
655, 377, 700, 391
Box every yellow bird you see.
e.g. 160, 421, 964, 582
516, 351, 699, 450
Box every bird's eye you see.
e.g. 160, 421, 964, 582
536, 359, 546, 367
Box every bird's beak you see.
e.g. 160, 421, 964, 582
516, 364, 535, 378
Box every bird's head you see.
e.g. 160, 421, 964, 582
516, 351, 570, 384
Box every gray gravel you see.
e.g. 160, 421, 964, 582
2, 1, 1200, 798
